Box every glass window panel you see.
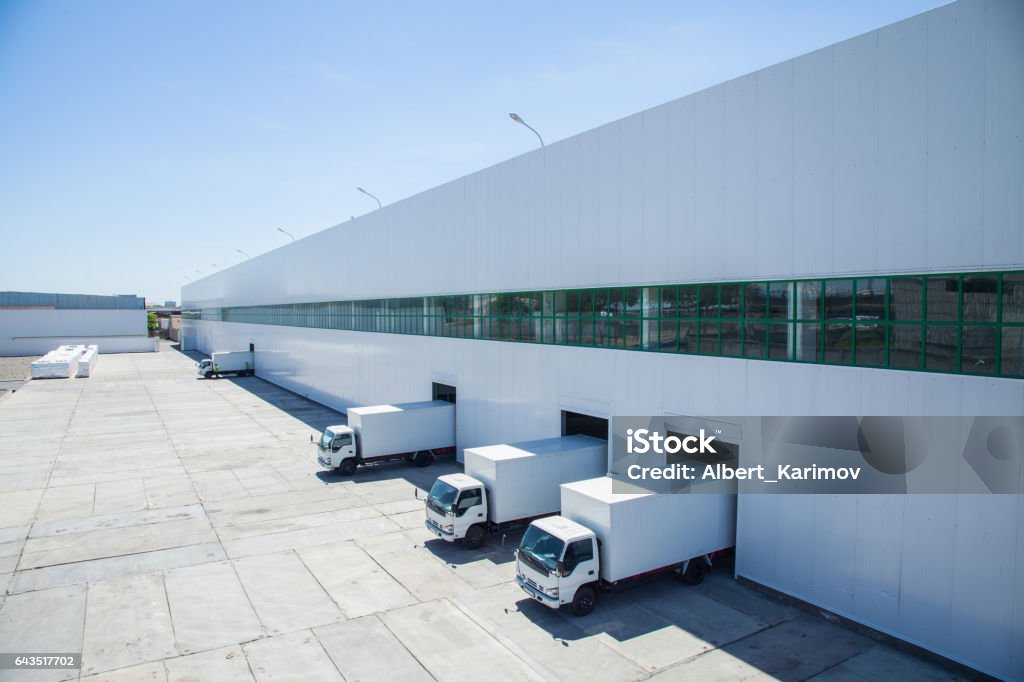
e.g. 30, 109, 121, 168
1001, 327, 1024, 377
659, 319, 678, 352
823, 323, 854, 364
927, 276, 959, 321
642, 289, 659, 317
565, 315, 581, 342
607, 289, 624, 317
856, 278, 887, 321
962, 275, 997, 322
888, 324, 921, 369
1002, 274, 1024, 323
555, 291, 569, 316
593, 318, 609, 347
623, 288, 641, 317
743, 323, 767, 358
890, 278, 922, 321
794, 323, 821, 361
744, 283, 767, 319
925, 326, 958, 371
699, 286, 719, 318
721, 322, 742, 356
660, 287, 677, 317
768, 282, 792, 319
698, 321, 719, 354
579, 318, 595, 346
593, 290, 610, 318
624, 320, 641, 349
961, 326, 996, 374
824, 280, 854, 319
796, 281, 822, 320
768, 322, 790, 359
855, 323, 886, 366
720, 284, 742, 319
678, 320, 696, 353
578, 290, 594, 316
679, 286, 699, 317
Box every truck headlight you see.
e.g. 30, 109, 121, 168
543, 586, 559, 598
443, 525, 454, 532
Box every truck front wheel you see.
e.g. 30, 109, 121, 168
412, 451, 433, 467
570, 585, 597, 617
203, 370, 213, 379
463, 524, 486, 549
338, 459, 358, 476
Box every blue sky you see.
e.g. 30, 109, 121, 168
0, 0, 946, 305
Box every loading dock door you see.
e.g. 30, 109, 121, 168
432, 382, 456, 404
561, 411, 608, 440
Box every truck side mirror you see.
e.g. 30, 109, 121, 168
310, 434, 314, 443
556, 560, 565, 576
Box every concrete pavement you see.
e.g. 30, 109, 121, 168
0, 344, 964, 681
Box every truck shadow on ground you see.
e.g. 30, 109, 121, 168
315, 457, 462, 492
421, 534, 518, 567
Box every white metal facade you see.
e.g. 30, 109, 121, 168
182, 0, 1024, 677
0, 310, 152, 356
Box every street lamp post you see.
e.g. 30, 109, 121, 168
356, 186, 382, 209
277, 227, 296, 242
237, 249, 250, 260
509, 112, 544, 147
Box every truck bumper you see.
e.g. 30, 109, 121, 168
424, 519, 455, 541
316, 454, 332, 469
516, 575, 559, 608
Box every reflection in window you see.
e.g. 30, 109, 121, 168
698, 322, 719, 354
856, 278, 887, 321
794, 323, 821, 362
720, 284, 742, 319
927, 277, 958, 322
796, 281, 821, 320
855, 323, 886, 366
961, 327, 996, 374
1003, 274, 1024, 323
744, 323, 767, 358
699, 286, 719, 318
1002, 327, 1024, 377
824, 323, 854, 364
721, 322, 742, 356
768, 322, 790, 359
890, 278, 922, 321
962, 276, 997, 322
889, 325, 921, 370
925, 326, 958, 371
768, 282, 791, 319
824, 280, 854, 319
745, 283, 767, 319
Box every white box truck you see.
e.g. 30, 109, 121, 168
315, 400, 455, 475
515, 475, 735, 616
197, 351, 254, 379
424, 435, 607, 549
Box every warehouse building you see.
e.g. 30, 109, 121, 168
0, 291, 153, 356
182, 0, 1023, 678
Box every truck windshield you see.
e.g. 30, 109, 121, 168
518, 526, 565, 575
427, 480, 458, 515
319, 429, 335, 450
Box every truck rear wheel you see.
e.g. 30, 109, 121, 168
680, 558, 708, 585
571, 585, 597, 617
338, 459, 358, 476
412, 451, 433, 467
463, 524, 486, 549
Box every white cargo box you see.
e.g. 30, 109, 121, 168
210, 350, 254, 372
348, 400, 455, 458
465, 435, 607, 524
30, 345, 86, 379
560, 476, 736, 583
76, 345, 99, 378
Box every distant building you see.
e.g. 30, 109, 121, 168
0, 291, 154, 355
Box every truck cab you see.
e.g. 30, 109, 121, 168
315, 425, 357, 474
196, 359, 214, 378
515, 516, 599, 616
424, 473, 488, 548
